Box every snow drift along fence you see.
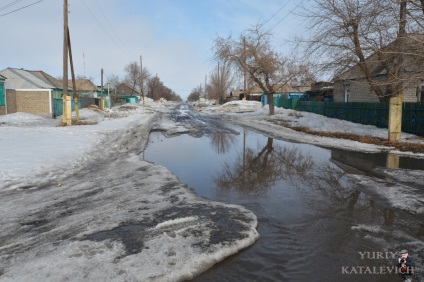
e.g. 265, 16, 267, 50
293, 101, 424, 136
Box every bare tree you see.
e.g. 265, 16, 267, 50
214, 25, 311, 115
147, 75, 161, 100
138, 67, 150, 101
208, 61, 235, 102
188, 85, 203, 101
146, 75, 182, 101
300, 0, 424, 101
124, 61, 141, 94
107, 74, 121, 103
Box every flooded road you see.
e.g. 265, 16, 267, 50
144, 104, 424, 282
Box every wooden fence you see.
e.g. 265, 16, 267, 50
288, 101, 424, 136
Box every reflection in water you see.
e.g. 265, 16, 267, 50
215, 137, 351, 204
213, 137, 412, 232
215, 138, 315, 193
386, 154, 399, 169
145, 127, 423, 282
210, 130, 236, 154
331, 149, 424, 174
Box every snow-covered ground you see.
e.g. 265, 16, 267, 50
0, 100, 423, 281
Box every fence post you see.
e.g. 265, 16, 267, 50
388, 95, 403, 141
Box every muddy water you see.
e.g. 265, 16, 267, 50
144, 125, 423, 282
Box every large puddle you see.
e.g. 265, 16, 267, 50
143, 123, 423, 281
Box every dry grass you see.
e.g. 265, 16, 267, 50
290, 126, 424, 153
56, 119, 98, 127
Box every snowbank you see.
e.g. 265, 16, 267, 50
0, 102, 259, 282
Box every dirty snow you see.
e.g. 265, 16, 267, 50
0, 99, 423, 281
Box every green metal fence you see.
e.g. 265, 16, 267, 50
0, 84, 4, 106
291, 101, 424, 136
53, 98, 81, 118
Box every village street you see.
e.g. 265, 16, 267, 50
0, 101, 423, 281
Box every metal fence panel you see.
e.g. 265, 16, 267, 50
294, 101, 424, 136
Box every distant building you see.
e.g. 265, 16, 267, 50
113, 83, 141, 104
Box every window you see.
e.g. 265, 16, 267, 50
343, 83, 350, 102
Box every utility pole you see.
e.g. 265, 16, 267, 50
83, 52, 85, 78
243, 36, 247, 101
107, 81, 110, 109
62, 0, 71, 125
100, 68, 104, 110
204, 74, 207, 100
140, 55, 145, 105
388, 0, 406, 142
68, 26, 79, 122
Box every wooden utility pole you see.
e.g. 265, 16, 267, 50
243, 36, 247, 101
101, 68, 104, 110
204, 75, 207, 99
67, 26, 79, 122
388, 0, 407, 142
62, 0, 71, 125
107, 82, 110, 109
140, 55, 145, 105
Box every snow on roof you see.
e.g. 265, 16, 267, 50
0, 68, 62, 89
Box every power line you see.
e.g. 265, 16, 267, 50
268, 0, 304, 31
79, 0, 133, 60
0, 0, 43, 17
0, 0, 24, 12
94, 0, 134, 58
261, 0, 291, 26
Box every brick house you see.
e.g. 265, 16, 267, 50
333, 35, 424, 103
0, 68, 65, 118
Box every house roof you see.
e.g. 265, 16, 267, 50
117, 83, 141, 94
68, 79, 98, 91
246, 84, 309, 94
30, 70, 63, 88
230, 84, 311, 97
0, 68, 64, 89
335, 34, 424, 81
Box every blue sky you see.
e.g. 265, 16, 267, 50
1, 0, 308, 98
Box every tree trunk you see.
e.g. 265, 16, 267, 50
267, 93, 275, 115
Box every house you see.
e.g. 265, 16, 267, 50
67, 78, 107, 108
230, 83, 311, 102
333, 35, 424, 103
241, 84, 310, 106
68, 79, 98, 97
0, 68, 68, 118
113, 83, 141, 104
0, 74, 5, 115
305, 81, 334, 101
228, 90, 244, 100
